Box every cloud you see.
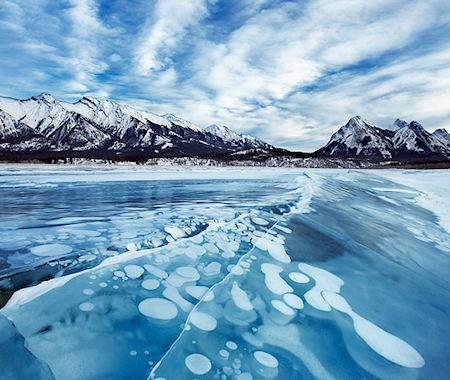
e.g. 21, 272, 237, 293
63, 0, 119, 96
172, 0, 450, 150
0, 0, 449, 151
134, 0, 211, 76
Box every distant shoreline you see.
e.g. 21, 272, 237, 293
0, 157, 449, 169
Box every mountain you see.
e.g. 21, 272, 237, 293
0, 110, 40, 143
392, 121, 449, 159
314, 116, 395, 159
315, 116, 450, 161
205, 124, 273, 151
385, 118, 409, 131
0, 93, 275, 159
433, 128, 450, 148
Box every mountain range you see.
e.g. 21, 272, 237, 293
0, 93, 274, 160
314, 116, 450, 161
0, 94, 449, 162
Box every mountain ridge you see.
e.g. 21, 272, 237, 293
0, 93, 276, 159
315, 116, 449, 161
1, 94, 449, 163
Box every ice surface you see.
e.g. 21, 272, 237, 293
184, 353, 212, 375
378, 170, 450, 234
283, 293, 304, 309
0, 314, 55, 380
164, 226, 186, 239
299, 262, 344, 311
0, 167, 449, 380
30, 244, 73, 257
185, 285, 209, 300
253, 351, 279, 368
124, 264, 144, 279
322, 291, 425, 368
138, 298, 178, 320
261, 263, 293, 295
288, 271, 310, 283
189, 311, 217, 331
141, 279, 160, 290
231, 282, 253, 311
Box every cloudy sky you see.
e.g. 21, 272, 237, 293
1, 0, 450, 151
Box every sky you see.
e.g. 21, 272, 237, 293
1, 0, 450, 151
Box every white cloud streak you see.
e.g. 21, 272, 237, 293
1, 0, 449, 151
167, 0, 450, 150
63, 0, 118, 96
134, 0, 210, 76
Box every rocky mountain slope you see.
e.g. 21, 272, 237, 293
0, 93, 275, 159
433, 128, 450, 148
1, 94, 448, 164
205, 124, 273, 151
315, 116, 450, 161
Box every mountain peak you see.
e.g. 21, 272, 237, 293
206, 124, 230, 133
345, 116, 374, 129
432, 128, 450, 148
205, 124, 272, 151
316, 116, 393, 159
394, 118, 408, 126
0, 93, 273, 157
384, 118, 408, 132
315, 115, 450, 160
408, 121, 426, 132
434, 128, 448, 135
79, 95, 103, 106
162, 113, 202, 131
205, 124, 238, 140
31, 93, 55, 103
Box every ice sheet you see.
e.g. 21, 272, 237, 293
0, 167, 449, 380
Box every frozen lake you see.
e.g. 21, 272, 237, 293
0, 165, 449, 380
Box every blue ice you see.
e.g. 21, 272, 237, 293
0, 167, 449, 379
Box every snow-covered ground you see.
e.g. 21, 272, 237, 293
377, 170, 450, 233
0, 166, 449, 380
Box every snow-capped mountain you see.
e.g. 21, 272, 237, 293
205, 124, 273, 151
433, 128, 450, 148
314, 116, 395, 159
385, 118, 409, 131
0, 93, 275, 159
163, 113, 203, 132
315, 116, 450, 161
392, 121, 449, 158
0, 110, 38, 142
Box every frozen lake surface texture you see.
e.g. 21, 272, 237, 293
0, 166, 449, 380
